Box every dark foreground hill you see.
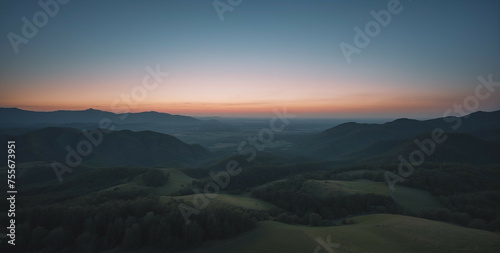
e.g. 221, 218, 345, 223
2, 127, 211, 167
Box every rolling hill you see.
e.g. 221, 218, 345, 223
1, 127, 212, 167
303, 179, 443, 213
185, 214, 500, 253
162, 193, 277, 212
100, 168, 197, 195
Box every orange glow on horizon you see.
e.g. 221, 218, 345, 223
1, 94, 459, 118
2, 73, 498, 118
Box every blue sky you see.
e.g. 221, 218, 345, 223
1, 0, 499, 118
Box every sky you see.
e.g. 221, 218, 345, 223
1, 0, 499, 118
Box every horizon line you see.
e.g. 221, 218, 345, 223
1, 106, 498, 121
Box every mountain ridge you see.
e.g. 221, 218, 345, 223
0, 107, 202, 126
1, 126, 212, 167
303, 110, 500, 161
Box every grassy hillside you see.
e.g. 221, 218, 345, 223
162, 193, 277, 211
102, 168, 277, 212
186, 214, 500, 253
100, 168, 196, 195
303, 179, 442, 213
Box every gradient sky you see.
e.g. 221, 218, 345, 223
1, 0, 499, 118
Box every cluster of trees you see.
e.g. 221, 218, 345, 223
252, 176, 403, 226
417, 208, 500, 231
417, 191, 500, 232
390, 163, 500, 232
329, 171, 384, 182
273, 211, 357, 227
397, 163, 500, 194
142, 169, 169, 187
21, 167, 148, 197
1, 193, 259, 252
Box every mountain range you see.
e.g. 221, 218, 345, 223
302, 110, 500, 164
0, 107, 204, 127
2, 108, 499, 169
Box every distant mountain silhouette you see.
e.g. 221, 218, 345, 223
2, 127, 211, 167
0, 108, 201, 126
303, 110, 500, 163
